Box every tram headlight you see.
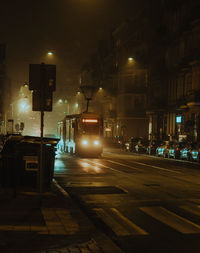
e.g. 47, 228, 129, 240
82, 139, 88, 145
94, 140, 100, 146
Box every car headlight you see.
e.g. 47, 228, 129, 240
82, 140, 88, 145
94, 140, 100, 145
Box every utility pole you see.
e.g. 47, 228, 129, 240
29, 63, 56, 193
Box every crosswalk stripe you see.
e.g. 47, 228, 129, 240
94, 208, 130, 236
110, 208, 148, 235
93, 208, 148, 236
140, 206, 200, 234
180, 205, 200, 217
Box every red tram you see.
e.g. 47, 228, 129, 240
57, 112, 103, 156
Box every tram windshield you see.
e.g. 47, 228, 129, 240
81, 119, 99, 135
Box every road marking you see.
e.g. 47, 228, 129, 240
94, 208, 148, 236
91, 159, 181, 175
94, 208, 130, 236
85, 160, 128, 175
104, 159, 142, 172
180, 205, 200, 217
130, 161, 182, 174
110, 208, 148, 235
140, 206, 200, 234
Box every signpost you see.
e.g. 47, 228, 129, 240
29, 63, 56, 193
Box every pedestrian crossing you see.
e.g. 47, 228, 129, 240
140, 206, 200, 234
0, 205, 200, 237
94, 207, 148, 236
93, 204, 200, 236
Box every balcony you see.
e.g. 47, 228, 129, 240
186, 90, 200, 106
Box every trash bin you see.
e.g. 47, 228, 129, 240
0, 135, 59, 191
0, 135, 23, 188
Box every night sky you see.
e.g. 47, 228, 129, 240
0, 0, 144, 97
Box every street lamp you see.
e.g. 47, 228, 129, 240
128, 57, 134, 61
80, 85, 98, 112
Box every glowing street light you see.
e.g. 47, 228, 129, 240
18, 99, 30, 113
47, 51, 53, 56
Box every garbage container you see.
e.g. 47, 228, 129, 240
0, 135, 59, 191
0, 135, 23, 188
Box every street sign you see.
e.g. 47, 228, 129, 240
32, 90, 53, 111
29, 63, 56, 91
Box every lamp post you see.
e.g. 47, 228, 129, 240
80, 85, 98, 112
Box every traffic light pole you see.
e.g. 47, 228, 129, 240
39, 63, 45, 193
29, 62, 56, 193
39, 109, 44, 193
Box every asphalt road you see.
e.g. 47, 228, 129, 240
54, 147, 200, 253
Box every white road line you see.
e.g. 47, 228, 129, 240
110, 208, 148, 235
85, 160, 128, 175
104, 159, 142, 172
95, 159, 181, 174
180, 205, 200, 217
94, 208, 148, 236
94, 208, 130, 236
140, 206, 200, 234
130, 161, 182, 174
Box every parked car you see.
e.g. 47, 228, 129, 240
168, 141, 187, 159
146, 140, 163, 155
180, 144, 191, 161
190, 143, 200, 162
156, 141, 169, 158
135, 139, 148, 153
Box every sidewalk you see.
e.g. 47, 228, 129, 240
0, 180, 123, 253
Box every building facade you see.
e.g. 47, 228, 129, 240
164, 1, 200, 142
80, 0, 200, 143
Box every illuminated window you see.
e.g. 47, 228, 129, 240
176, 116, 182, 123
